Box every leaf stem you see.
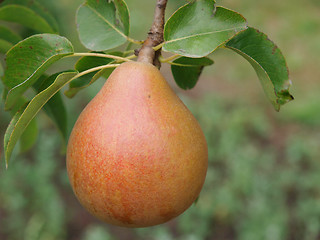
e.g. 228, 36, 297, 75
159, 54, 180, 63
70, 53, 132, 62
123, 49, 135, 56
125, 54, 138, 60
166, 62, 198, 67
153, 42, 165, 52
127, 37, 144, 45
71, 64, 120, 81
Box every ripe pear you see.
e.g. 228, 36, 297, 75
66, 61, 208, 227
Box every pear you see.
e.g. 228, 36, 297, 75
66, 61, 208, 227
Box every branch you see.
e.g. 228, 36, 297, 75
137, 0, 168, 68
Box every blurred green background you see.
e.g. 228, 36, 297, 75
1, 0, 320, 239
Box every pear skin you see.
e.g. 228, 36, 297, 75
66, 61, 208, 227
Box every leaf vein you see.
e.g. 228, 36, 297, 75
166, 27, 243, 44
86, 4, 127, 40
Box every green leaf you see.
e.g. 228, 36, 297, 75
0, 24, 21, 53
0, 61, 3, 77
65, 53, 119, 98
4, 105, 24, 166
0, 0, 58, 33
65, 67, 115, 99
6, 95, 39, 154
77, 0, 130, 51
225, 27, 294, 111
33, 74, 68, 141
19, 0, 59, 32
1, 91, 6, 108
171, 57, 213, 89
1, 62, 5, 104
3, 34, 74, 110
0, 38, 12, 53
10, 93, 28, 115
19, 117, 38, 153
0, 63, 4, 100
1, 88, 8, 105
0, 25, 22, 44
114, 0, 130, 34
4, 71, 77, 167
163, 0, 247, 57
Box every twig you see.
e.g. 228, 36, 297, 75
137, 0, 168, 68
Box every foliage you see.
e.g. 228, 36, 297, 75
0, 0, 310, 238
0, 0, 293, 165
225, 27, 293, 111
171, 57, 213, 89
76, 0, 130, 51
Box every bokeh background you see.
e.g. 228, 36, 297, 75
1, 0, 320, 239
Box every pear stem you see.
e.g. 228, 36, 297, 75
137, 0, 168, 68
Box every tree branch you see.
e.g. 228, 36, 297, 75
137, 0, 168, 68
